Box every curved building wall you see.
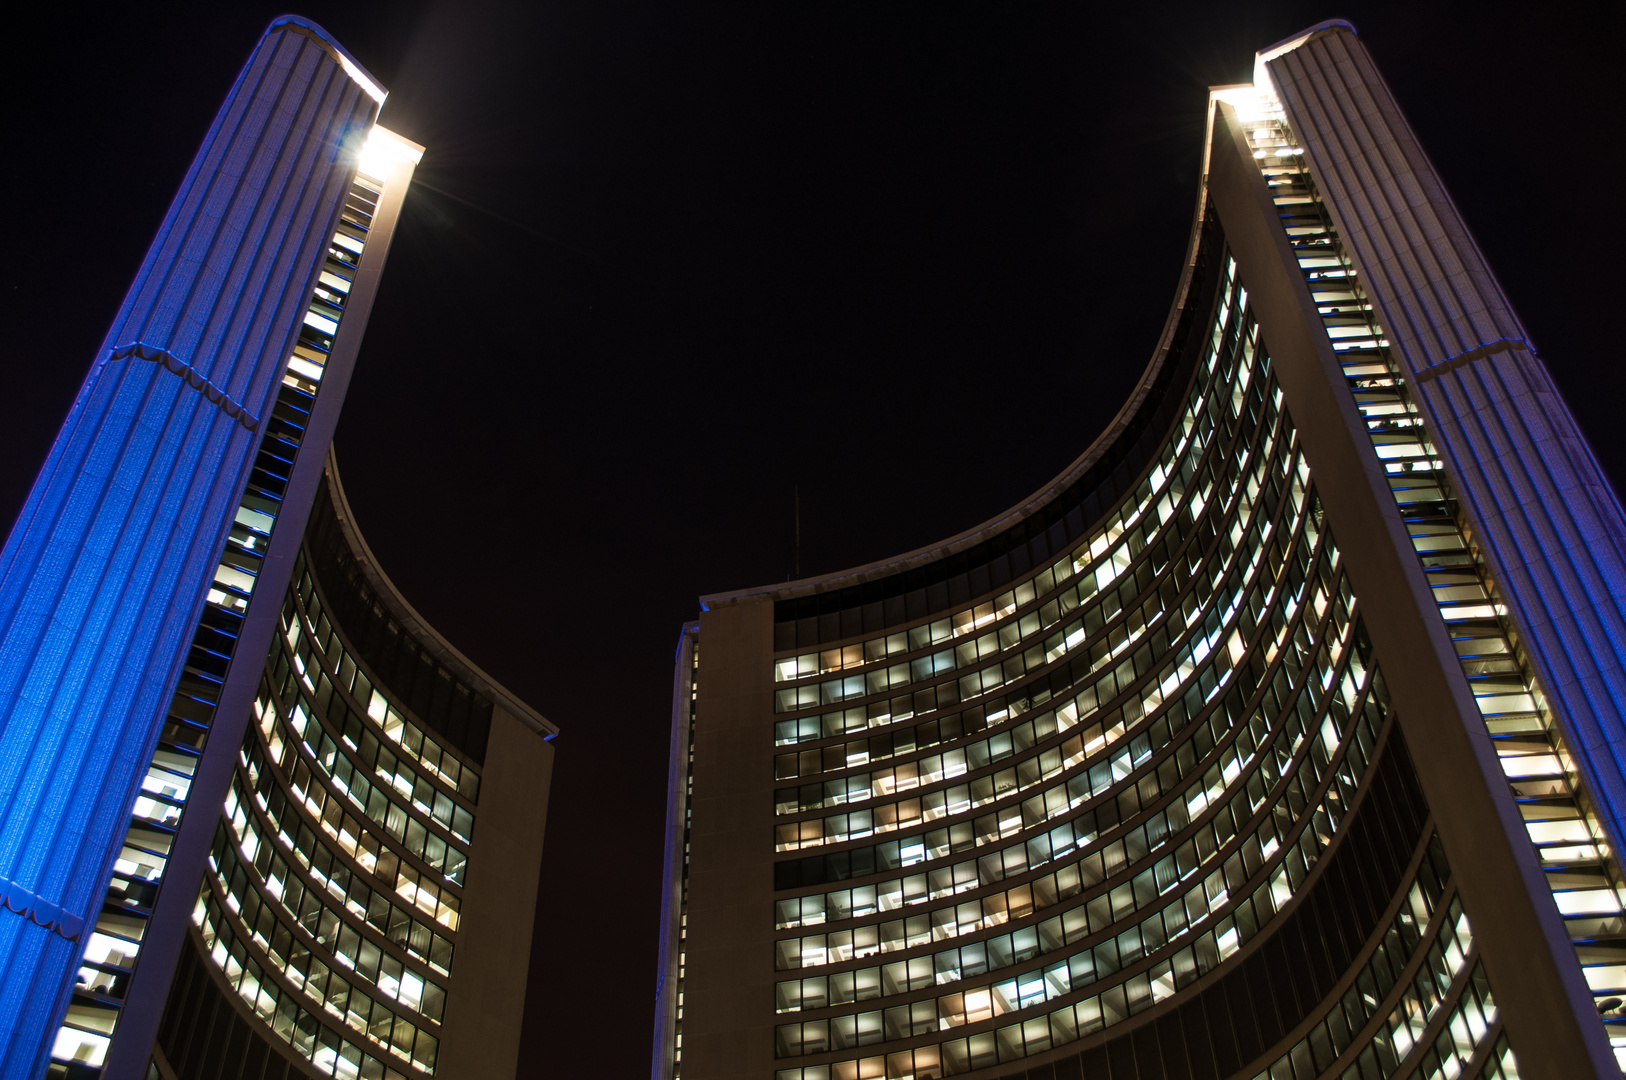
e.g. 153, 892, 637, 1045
657, 22, 1621, 1080
150, 458, 555, 1080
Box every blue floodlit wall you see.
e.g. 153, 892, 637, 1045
0, 19, 379, 1075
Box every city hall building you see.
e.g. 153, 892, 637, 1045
0, 17, 555, 1080
655, 21, 1626, 1080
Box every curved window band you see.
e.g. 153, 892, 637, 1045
771, 713, 1434, 1078
754, 252, 1511, 1079
772, 435, 1313, 849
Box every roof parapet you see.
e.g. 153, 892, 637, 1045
324, 448, 559, 740
269, 14, 388, 103
1254, 19, 1358, 97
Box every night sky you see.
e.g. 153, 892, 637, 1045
6, 3, 1621, 1075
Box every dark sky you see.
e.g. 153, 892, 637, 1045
6, 3, 1621, 1076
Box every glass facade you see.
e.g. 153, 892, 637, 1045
144, 460, 556, 1080
172, 528, 480, 1078
660, 21, 1623, 1080
755, 252, 1494, 1079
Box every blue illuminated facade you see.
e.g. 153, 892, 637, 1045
0, 17, 418, 1079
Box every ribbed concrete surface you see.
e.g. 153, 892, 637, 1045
0, 21, 376, 1075
1267, 26, 1626, 863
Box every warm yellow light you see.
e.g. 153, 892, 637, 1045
1210, 85, 1276, 124
356, 125, 424, 181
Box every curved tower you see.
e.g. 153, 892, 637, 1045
4, 17, 558, 1080
654, 21, 1626, 1080
139, 453, 555, 1080
0, 17, 411, 1078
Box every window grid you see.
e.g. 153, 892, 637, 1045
771, 276, 1274, 740
774, 625, 1377, 1016
194, 871, 433, 1077
289, 561, 482, 801
772, 415, 1306, 851
774, 379, 1298, 813
1244, 836, 1504, 1080
222, 756, 450, 1040
764, 258, 1423, 1077
271, 600, 476, 885
240, 697, 459, 961
1239, 109, 1616, 1063
770, 528, 1360, 974
771, 743, 1432, 1080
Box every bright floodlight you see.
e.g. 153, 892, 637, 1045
356, 125, 424, 181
